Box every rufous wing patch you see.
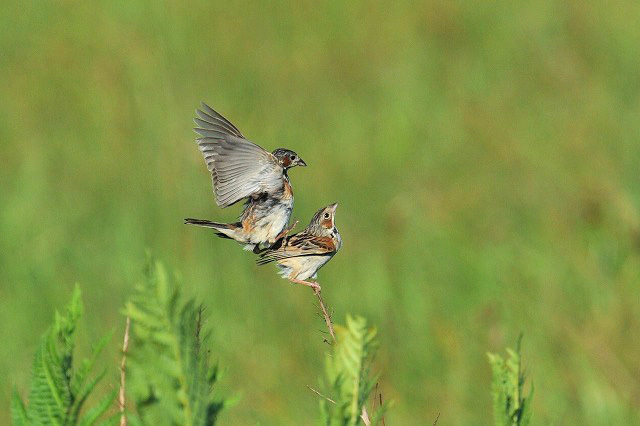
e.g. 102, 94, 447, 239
242, 206, 257, 232
290, 235, 335, 252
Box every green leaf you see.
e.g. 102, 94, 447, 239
71, 330, 113, 396
368, 400, 392, 425
27, 329, 71, 424
78, 390, 117, 426
16, 286, 114, 426
126, 260, 224, 426
69, 369, 108, 424
11, 389, 30, 426
319, 315, 384, 426
488, 335, 533, 426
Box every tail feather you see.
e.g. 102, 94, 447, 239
184, 218, 240, 240
184, 218, 231, 229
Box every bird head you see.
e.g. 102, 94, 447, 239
308, 203, 339, 236
272, 148, 307, 169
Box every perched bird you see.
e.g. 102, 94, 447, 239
257, 203, 341, 292
185, 103, 306, 250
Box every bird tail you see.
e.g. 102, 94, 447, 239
184, 218, 240, 240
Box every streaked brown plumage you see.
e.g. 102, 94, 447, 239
257, 203, 341, 291
185, 103, 306, 250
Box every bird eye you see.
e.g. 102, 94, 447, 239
323, 213, 330, 219
290, 155, 296, 160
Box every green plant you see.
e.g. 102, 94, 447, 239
11, 286, 116, 426
318, 315, 388, 426
487, 336, 533, 426
123, 261, 224, 426
10, 262, 396, 426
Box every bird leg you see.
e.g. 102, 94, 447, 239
290, 278, 321, 292
275, 220, 299, 241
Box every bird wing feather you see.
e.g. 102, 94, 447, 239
257, 234, 336, 264
194, 103, 283, 207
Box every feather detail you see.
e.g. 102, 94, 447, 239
257, 234, 336, 265
192, 107, 284, 207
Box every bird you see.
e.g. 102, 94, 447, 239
185, 102, 306, 251
257, 203, 341, 292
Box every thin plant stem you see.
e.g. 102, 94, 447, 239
307, 385, 336, 404
310, 287, 372, 425
313, 288, 336, 341
119, 316, 131, 426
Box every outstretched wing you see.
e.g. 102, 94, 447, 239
194, 103, 284, 207
195, 102, 246, 139
257, 233, 336, 265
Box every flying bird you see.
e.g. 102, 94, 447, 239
257, 203, 341, 292
185, 103, 306, 250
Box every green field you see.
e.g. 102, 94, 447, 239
2, 1, 640, 424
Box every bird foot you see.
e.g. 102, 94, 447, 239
290, 278, 321, 293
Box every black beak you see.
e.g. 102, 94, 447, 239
297, 158, 307, 167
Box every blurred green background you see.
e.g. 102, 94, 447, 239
2, 1, 640, 424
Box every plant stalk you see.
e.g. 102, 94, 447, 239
119, 316, 131, 426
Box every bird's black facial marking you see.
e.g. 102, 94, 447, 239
272, 148, 299, 168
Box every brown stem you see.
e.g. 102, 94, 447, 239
119, 316, 131, 426
306, 385, 336, 404
307, 385, 371, 426
313, 288, 336, 342
309, 288, 375, 425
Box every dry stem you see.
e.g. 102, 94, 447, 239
313, 288, 336, 341
119, 316, 131, 426
310, 287, 372, 425
306, 385, 336, 404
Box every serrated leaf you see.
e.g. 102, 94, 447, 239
78, 390, 117, 426
71, 330, 113, 395
17, 287, 113, 426
488, 337, 533, 426
126, 259, 224, 426
69, 369, 108, 423
319, 315, 383, 426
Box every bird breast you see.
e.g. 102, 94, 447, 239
277, 255, 332, 281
